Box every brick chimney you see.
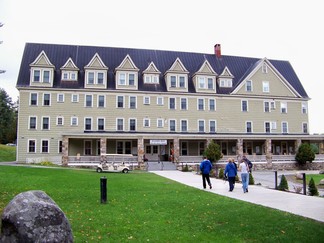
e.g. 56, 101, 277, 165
214, 44, 221, 58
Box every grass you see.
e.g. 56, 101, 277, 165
285, 174, 324, 188
0, 166, 323, 242
0, 144, 16, 162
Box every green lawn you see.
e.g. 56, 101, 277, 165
0, 144, 16, 162
0, 166, 323, 242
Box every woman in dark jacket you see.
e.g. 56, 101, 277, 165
224, 158, 237, 191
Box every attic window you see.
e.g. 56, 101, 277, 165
32, 68, 52, 83
62, 71, 77, 81
144, 74, 159, 84
219, 78, 232, 88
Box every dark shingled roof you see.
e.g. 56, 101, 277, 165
16, 43, 309, 98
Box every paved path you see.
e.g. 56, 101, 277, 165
152, 170, 324, 223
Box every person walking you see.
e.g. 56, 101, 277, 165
224, 158, 237, 192
239, 159, 249, 193
200, 156, 213, 189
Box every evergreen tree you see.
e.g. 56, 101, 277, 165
0, 88, 17, 144
295, 143, 315, 165
308, 177, 319, 196
203, 140, 222, 163
278, 175, 289, 191
249, 173, 255, 185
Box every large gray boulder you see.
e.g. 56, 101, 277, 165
0, 190, 73, 243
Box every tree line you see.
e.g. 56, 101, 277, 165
0, 88, 17, 144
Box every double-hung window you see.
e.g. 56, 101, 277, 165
180, 98, 187, 110
129, 96, 136, 109
85, 118, 92, 130
129, 119, 136, 131
98, 95, 105, 108
85, 95, 92, 107
169, 97, 176, 109
43, 94, 51, 106
198, 98, 204, 110
30, 93, 38, 106
29, 117, 37, 129
181, 120, 188, 132
242, 100, 248, 112
98, 118, 105, 131
117, 96, 124, 108
42, 117, 50, 130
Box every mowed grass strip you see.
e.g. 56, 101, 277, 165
0, 144, 16, 162
0, 166, 323, 242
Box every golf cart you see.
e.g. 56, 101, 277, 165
96, 154, 133, 173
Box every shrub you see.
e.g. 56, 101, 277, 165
249, 173, 255, 185
203, 140, 222, 163
278, 175, 289, 191
295, 143, 315, 165
218, 168, 224, 179
308, 177, 319, 196
182, 164, 189, 172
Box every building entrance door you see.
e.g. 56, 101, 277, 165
145, 144, 159, 161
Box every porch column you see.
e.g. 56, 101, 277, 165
173, 137, 180, 163
137, 137, 144, 164
206, 138, 213, 147
236, 138, 243, 162
100, 138, 106, 162
62, 136, 69, 166
265, 138, 272, 168
295, 139, 302, 153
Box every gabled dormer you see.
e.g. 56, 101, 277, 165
84, 53, 108, 89
143, 62, 161, 84
164, 58, 189, 92
29, 51, 55, 87
218, 66, 234, 88
192, 60, 217, 93
115, 54, 139, 90
232, 58, 301, 98
60, 58, 79, 81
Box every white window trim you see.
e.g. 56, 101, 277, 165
116, 118, 124, 131
157, 118, 164, 128
262, 81, 270, 93
56, 116, 64, 126
129, 118, 137, 131
180, 98, 188, 110
85, 94, 93, 107
169, 97, 176, 110
71, 94, 79, 103
180, 119, 188, 132
97, 95, 106, 108
241, 100, 248, 112
43, 93, 51, 106
42, 116, 50, 130
197, 98, 205, 111
129, 96, 137, 109
143, 118, 150, 128
169, 119, 176, 132
246, 80, 253, 92
41, 139, 50, 153
84, 117, 93, 130
71, 117, 78, 126
209, 120, 217, 133
29, 116, 37, 130
246, 121, 253, 133
30, 93, 38, 106
198, 119, 205, 132
97, 117, 105, 131
27, 139, 37, 153
143, 96, 150, 105
57, 93, 64, 103
116, 95, 125, 108
157, 96, 164, 106
209, 98, 216, 111
282, 121, 289, 133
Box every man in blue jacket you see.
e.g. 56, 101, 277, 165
224, 158, 237, 192
200, 156, 213, 189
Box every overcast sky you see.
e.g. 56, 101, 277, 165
0, 0, 323, 134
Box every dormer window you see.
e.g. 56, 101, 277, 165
219, 78, 232, 87
61, 58, 79, 81
164, 58, 189, 92
218, 66, 234, 88
143, 62, 161, 85
86, 71, 106, 85
84, 53, 108, 89
29, 51, 55, 87
117, 72, 137, 86
115, 54, 139, 90
193, 60, 217, 93
144, 74, 159, 84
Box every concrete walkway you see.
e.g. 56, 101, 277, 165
151, 170, 324, 223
